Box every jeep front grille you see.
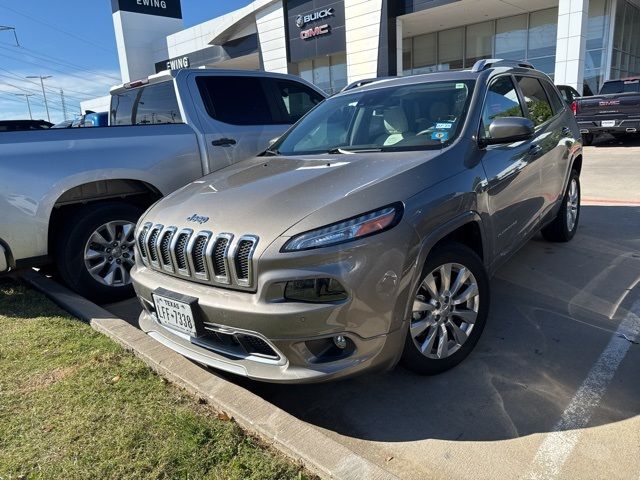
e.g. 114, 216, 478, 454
136, 225, 258, 289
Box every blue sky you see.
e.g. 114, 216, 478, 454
0, 0, 252, 122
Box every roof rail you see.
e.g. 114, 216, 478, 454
471, 59, 535, 73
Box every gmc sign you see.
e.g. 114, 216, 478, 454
300, 24, 330, 39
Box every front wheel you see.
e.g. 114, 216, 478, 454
55, 202, 144, 304
401, 243, 490, 375
541, 171, 580, 242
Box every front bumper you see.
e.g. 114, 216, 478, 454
131, 225, 418, 383
578, 118, 640, 135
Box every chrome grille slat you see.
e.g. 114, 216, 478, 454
136, 223, 151, 261
146, 225, 162, 266
233, 235, 258, 287
170, 228, 192, 276
135, 227, 258, 289
205, 233, 233, 285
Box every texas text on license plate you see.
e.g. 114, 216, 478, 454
153, 292, 197, 336
601, 120, 616, 127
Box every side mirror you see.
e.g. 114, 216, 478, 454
268, 137, 279, 147
485, 117, 534, 145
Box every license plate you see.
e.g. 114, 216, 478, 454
153, 292, 197, 336
602, 120, 616, 127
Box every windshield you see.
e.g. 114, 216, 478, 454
271, 80, 475, 155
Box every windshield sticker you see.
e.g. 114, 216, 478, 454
456, 83, 465, 89
431, 131, 449, 142
436, 123, 453, 129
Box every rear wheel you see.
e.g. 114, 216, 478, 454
541, 170, 580, 242
582, 133, 594, 146
401, 243, 490, 375
55, 202, 143, 303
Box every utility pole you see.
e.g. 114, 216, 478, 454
60, 89, 68, 121
0, 26, 19, 46
13, 93, 34, 119
26, 75, 52, 122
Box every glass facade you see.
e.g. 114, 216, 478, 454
403, 1, 611, 91
611, 0, 640, 80
403, 8, 559, 77
586, 0, 611, 93
296, 53, 347, 95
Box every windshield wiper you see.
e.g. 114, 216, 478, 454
327, 147, 383, 154
261, 148, 280, 156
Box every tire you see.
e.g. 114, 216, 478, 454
541, 170, 580, 243
55, 202, 144, 304
582, 133, 594, 146
401, 243, 490, 375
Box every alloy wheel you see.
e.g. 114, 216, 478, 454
410, 262, 480, 359
83, 220, 136, 287
566, 178, 579, 232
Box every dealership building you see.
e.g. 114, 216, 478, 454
97, 0, 640, 109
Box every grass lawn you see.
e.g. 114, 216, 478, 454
0, 280, 309, 480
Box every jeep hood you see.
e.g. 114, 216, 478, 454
142, 150, 451, 247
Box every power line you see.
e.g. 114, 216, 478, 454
0, 42, 121, 82
0, 2, 116, 54
0, 65, 113, 100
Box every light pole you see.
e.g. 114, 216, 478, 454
26, 75, 52, 122
0, 26, 19, 46
14, 93, 34, 120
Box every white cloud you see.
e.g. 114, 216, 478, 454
0, 68, 121, 124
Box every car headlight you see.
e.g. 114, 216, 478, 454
281, 203, 403, 252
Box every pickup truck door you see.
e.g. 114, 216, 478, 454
478, 75, 546, 264
189, 75, 324, 174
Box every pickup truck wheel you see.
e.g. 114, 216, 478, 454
55, 203, 144, 303
401, 243, 489, 375
582, 133, 594, 146
541, 171, 580, 243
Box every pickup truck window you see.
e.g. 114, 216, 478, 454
196, 76, 274, 126
515, 76, 553, 126
111, 81, 183, 126
270, 79, 324, 123
599, 79, 640, 94
480, 76, 523, 139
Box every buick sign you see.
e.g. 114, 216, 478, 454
296, 8, 333, 28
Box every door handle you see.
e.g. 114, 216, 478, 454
529, 144, 543, 156
562, 126, 572, 135
212, 138, 237, 147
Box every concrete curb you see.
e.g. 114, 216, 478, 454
21, 271, 399, 480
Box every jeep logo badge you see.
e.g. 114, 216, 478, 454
186, 214, 210, 224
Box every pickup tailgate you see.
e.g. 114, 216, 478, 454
576, 93, 640, 119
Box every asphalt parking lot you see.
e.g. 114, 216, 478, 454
107, 135, 640, 480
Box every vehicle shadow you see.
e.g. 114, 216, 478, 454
236, 205, 640, 442
590, 133, 640, 147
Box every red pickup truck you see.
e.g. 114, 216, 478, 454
574, 77, 640, 145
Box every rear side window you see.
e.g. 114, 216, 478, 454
196, 76, 274, 125
480, 76, 523, 139
111, 81, 183, 126
542, 80, 566, 114
515, 76, 554, 126
269, 79, 324, 123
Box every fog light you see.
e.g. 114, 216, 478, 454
333, 335, 347, 349
284, 278, 347, 303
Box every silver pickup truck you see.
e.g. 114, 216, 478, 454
0, 68, 325, 302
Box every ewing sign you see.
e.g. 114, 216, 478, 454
111, 0, 183, 19
296, 7, 333, 40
